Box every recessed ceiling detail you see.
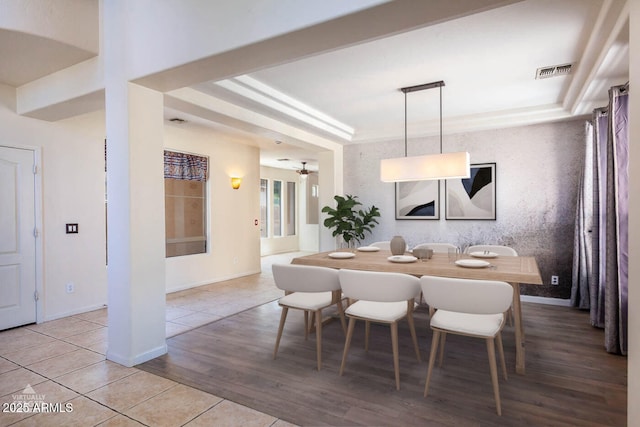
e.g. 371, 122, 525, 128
214, 75, 355, 141
535, 63, 573, 80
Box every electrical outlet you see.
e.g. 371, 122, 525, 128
551, 275, 559, 285
66, 282, 75, 293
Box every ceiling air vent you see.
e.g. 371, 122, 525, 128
535, 63, 573, 79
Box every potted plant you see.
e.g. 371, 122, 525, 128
321, 194, 381, 249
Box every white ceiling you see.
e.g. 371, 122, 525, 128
187, 0, 630, 171
0, 0, 629, 173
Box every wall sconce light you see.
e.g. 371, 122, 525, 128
231, 177, 242, 189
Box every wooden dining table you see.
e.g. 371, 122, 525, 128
291, 249, 543, 374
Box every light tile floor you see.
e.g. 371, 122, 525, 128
0, 253, 307, 427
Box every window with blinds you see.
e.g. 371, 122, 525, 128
164, 150, 208, 257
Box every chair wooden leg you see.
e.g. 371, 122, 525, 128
336, 300, 347, 335
496, 332, 508, 380
304, 311, 309, 341
315, 309, 323, 371
424, 330, 440, 397
486, 337, 502, 416
365, 321, 371, 351
391, 322, 400, 390
273, 307, 288, 359
438, 333, 447, 367
340, 317, 357, 376
507, 306, 514, 327
406, 307, 421, 362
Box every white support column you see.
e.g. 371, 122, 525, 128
104, 1, 166, 367
105, 82, 167, 367
318, 149, 343, 252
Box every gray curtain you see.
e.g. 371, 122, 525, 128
571, 83, 628, 355
570, 120, 595, 310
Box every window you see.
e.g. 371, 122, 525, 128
307, 174, 319, 225
286, 181, 296, 236
164, 150, 208, 257
260, 178, 297, 238
260, 179, 269, 238
273, 180, 282, 237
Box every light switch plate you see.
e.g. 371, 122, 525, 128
66, 223, 78, 234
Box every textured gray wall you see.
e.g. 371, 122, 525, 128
343, 119, 587, 298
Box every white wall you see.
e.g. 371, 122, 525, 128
165, 124, 261, 292
344, 119, 586, 299
0, 85, 108, 321
1, 86, 267, 318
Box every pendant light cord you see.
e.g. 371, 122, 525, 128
404, 90, 408, 157
439, 84, 443, 154
400, 80, 445, 157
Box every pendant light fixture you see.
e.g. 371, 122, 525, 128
380, 80, 470, 182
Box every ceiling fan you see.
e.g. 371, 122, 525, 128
296, 161, 315, 177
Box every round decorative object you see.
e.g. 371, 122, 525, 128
412, 247, 433, 260
390, 236, 406, 255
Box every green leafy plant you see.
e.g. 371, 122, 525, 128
321, 194, 381, 246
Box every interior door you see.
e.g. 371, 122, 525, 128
0, 146, 37, 330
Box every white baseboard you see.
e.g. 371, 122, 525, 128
166, 269, 262, 294
520, 295, 571, 306
107, 343, 168, 367
42, 303, 108, 323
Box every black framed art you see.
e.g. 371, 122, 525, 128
445, 162, 496, 220
395, 180, 440, 220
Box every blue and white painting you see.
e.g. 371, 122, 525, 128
396, 180, 440, 220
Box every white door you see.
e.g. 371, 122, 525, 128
0, 146, 37, 330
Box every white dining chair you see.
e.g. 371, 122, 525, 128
272, 263, 347, 370
465, 244, 518, 257
338, 269, 421, 390
413, 242, 458, 253
369, 241, 391, 250
420, 275, 513, 415
465, 244, 518, 326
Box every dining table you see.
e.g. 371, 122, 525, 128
291, 249, 543, 375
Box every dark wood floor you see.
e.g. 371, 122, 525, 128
139, 301, 627, 426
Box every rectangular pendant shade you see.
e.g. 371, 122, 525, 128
380, 151, 470, 182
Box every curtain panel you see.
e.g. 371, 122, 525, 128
570, 121, 595, 310
164, 150, 208, 181
571, 84, 628, 355
604, 85, 629, 355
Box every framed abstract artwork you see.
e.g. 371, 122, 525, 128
395, 180, 440, 220
445, 162, 496, 220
